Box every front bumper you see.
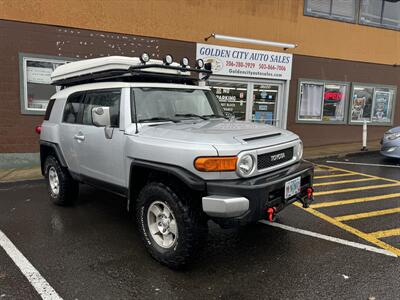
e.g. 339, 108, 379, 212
202, 161, 314, 226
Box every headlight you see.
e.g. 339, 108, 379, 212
237, 154, 255, 177
297, 141, 303, 159
388, 133, 400, 140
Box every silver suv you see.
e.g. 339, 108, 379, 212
38, 55, 314, 268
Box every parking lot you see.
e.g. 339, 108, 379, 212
0, 152, 399, 299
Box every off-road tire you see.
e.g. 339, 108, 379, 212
135, 182, 208, 269
44, 155, 79, 206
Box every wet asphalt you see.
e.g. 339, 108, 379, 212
0, 152, 399, 299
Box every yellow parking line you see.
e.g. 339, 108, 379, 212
335, 207, 400, 222
317, 164, 400, 184
369, 228, 400, 239
310, 193, 400, 209
294, 202, 400, 256
315, 173, 358, 179
314, 183, 400, 196
314, 177, 378, 187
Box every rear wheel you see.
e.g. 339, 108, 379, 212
44, 156, 79, 206
135, 182, 207, 269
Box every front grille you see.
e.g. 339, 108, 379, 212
257, 147, 294, 170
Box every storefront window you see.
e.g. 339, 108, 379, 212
350, 84, 396, 125
208, 82, 247, 120
297, 80, 349, 124
252, 85, 278, 125
323, 84, 347, 121
20, 54, 72, 114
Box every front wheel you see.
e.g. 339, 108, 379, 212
135, 182, 207, 269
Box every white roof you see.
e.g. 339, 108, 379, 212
51, 56, 190, 83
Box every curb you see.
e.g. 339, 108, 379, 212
305, 149, 380, 161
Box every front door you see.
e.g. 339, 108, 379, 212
76, 89, 126, 188
251, 83, 282, 127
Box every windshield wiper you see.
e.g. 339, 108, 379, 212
201, 114, 228, 119
139, 117, 180, 123
175, 113, 208, 120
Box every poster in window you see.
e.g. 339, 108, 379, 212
351, 87, 373, 122
372, 91, 391, 123
25, 59, 69, 111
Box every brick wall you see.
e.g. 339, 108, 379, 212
0, 19, 195, 153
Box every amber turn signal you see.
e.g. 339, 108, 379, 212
194, 156, 237, 172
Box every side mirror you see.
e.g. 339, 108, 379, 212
92, 107, 111, 127
92, 106, 114, 139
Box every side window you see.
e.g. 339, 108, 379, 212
82, 89, 121, 127
63, 93, 84, 124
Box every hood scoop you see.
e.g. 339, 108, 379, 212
242, 133, 282, 142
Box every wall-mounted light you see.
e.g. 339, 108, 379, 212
204, 33, 298, 50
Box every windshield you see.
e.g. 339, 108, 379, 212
131, 88, 226, 123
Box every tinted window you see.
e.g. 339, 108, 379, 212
44, 99, 55, 121
63, 93, 84, 124
82, 89, 121, 127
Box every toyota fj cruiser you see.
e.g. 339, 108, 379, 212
38, 54, 314, 268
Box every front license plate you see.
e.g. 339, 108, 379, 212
285, 176, 301, 199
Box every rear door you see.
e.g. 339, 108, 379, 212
76, 89, 126, 188
58, 92, 85, 174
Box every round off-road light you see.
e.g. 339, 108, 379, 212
163, 54, 173, 65
195, 59, 204, 69
140, 53, 150, 63
237, 154, 255, 177
180, 57, 189, 67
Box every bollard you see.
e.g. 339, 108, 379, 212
361, 120, 368, 151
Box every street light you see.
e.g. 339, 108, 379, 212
204, 33, 298, 50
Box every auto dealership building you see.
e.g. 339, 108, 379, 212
0, 0, 399, 167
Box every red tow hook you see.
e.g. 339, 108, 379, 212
302, 187, 314, 208
266, 207, 277, 222
307, 187, 314, 199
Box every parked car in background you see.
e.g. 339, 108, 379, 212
380, 126, 400, 159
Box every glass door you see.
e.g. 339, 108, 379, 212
208, 81, 248, 120
207, 77, 286, 128
252, 84, 280, 126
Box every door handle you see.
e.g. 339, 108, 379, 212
73, 134, 85, 141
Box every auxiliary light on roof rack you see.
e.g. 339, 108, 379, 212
50, 54, 213, 87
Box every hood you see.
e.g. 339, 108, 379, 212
137, 119, 298, 146
388, 126, 400, 134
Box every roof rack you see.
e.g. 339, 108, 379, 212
50, 55, 212, 87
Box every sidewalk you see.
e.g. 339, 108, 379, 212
0, 167, 42, 183
0, 141, 381, 183
304, 140, 380, 160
